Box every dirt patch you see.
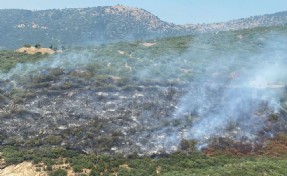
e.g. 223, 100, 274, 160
16, 47, 55, 55
120, 164, 131, 170
0, 162, 47, 176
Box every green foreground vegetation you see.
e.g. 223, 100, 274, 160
1, 145, 287, 176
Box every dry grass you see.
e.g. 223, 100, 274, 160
16, 47, 55, 55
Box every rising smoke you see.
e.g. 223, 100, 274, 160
161, 32, 287, 150
1, 29, 287, 154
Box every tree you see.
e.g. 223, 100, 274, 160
35, 44, 41, 48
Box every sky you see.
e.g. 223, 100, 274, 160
1, 0, 287, 24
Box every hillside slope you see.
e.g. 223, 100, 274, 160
1, 6, 287, 49
1, 27, 287, 176
1, 26, 287, 155
0, 5, 180, 49
187, 11, 287, 32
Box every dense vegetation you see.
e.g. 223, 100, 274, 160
2, 134, 287, 176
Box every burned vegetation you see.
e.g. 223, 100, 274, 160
1, 27, 287, 175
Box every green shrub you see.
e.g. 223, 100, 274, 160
89, 168, 100, 176
45, 135, 63, 145
49, 169, 67, 176
72, 165, 83, 173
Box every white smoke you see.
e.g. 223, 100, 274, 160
1, 29, 287, 154
168, 33, 287, 149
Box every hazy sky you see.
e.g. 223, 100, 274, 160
1, 0, 287, 24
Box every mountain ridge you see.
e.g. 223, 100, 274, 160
186, 10, 287, 32
0, 5, 180, 49
1, 5, 287, 49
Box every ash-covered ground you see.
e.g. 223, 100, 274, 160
1, 27, 287, 155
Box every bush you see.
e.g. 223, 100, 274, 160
72, 165, 83, 173
179, 139, 197, 152
35, 44, 41, 48
2, 146, 25, 165
89, 168, 101, 176
45, 135, 63, 145
49, 169, 67, 176
32, 157, 41, 164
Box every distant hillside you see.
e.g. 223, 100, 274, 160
0, 5, 181, 49
188, 11, 287, 33
1, 6, 287, 49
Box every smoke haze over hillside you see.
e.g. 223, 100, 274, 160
1, 28, 287, 154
